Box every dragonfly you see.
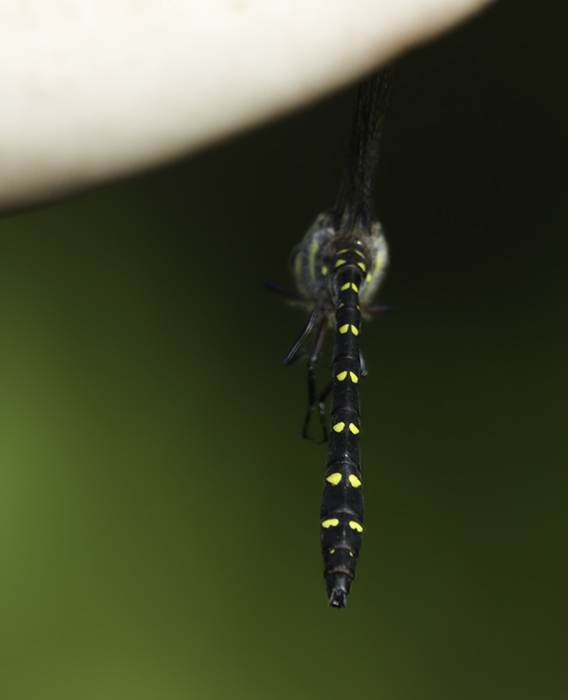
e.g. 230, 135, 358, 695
267, 66, 395, 607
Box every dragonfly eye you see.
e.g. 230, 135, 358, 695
288, 244, 301, 269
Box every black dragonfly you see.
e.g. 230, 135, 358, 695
267, 66, 395, 607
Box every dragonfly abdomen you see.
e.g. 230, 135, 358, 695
320, 248, 366, 607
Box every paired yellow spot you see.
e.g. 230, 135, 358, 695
349, 423, 360, 435
321, 265, 328, 276
332, 422, 345, 433
309, 241, 319, 280
340, 282, 350, 291
349, 475, 362, 488
335, 259, 346, 268
337, 370, 358, 383
357, 262, 367, 273
340, 282, 359, 292
326, 473, 342, 486
339, 324, 358, 335
322, 519, 339, 528
351, 325, 359, 336
349, 521, 364, 533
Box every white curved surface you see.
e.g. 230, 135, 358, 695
0, 0, 495, 212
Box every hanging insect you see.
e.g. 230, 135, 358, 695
267, 66, 395, 607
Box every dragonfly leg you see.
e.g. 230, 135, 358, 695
359, 351, 368, 378
302, 315, 329, 440
265, 281, 303, 301
316, 380, 332, 443
361, 303, 394, 313
283, 311, 317, 366
302, 365, 317, 440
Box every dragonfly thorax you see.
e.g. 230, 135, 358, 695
291, 211, 389, 314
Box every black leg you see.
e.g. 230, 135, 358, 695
316, 380, 332, 443
302, 315, 329, 440
302, 365, 318, 440
361, 303, 394, 313
360, 352, 368, 378
283, 311, 318, 366
264, 281, 302, 300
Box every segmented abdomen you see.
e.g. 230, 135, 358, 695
320, 248, 367, 607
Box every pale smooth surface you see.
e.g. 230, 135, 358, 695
0, 0, 495, 211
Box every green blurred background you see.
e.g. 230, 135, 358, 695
1, 1, 567, 698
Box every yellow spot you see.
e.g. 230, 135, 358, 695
326, 473, 342, 486
339, 324, 349, 334
322, 519, 339, 528
335, 259, 346, 268
309, 241, 319, 280
332, 422, 345, 433
337, 371, 347, 381
321, 265, 327, 276
349, 552, 354, 557
349, 423, 360, 435
355, 250, 365, 258
349, 372, 358, 383
349, 521, 363, 532
329, 549, 335, 554
367, 253, 383, 282
337, 248, 349, 254
349, 475, 362, 488
352, 283, 359, 293
357, 262, 367, 273
338, 302, 344, 308
351, 325, 359, 336
341, 282, 350, 291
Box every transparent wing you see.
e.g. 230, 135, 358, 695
334, 65, 395, 232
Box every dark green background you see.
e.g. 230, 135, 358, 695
1, 1, 567, 698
